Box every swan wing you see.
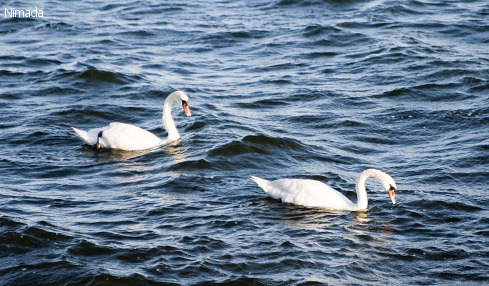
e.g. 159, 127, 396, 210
252, 176, 356, 210
98, 123, 163, 151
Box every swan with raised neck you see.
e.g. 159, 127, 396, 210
72, 90, 191, 151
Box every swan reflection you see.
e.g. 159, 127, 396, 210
162, 144, 187, 165
78, 143, 188, 185
345, 211, 395, 237
81, 140, 187, 164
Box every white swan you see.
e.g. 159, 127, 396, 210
251, 169, 397, 211
72, 90, 191, 151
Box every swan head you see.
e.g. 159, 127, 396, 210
387, 185, 396, 205
169, 90, 192, 117
380, 173, 397, 205
380, 175, 397, 205
363, 169, 397, 205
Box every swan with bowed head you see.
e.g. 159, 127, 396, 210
72, 90, 191, 151
251, 169, 397, 211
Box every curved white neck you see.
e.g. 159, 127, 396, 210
354, 169, 391, 210
162, 94, 180, 142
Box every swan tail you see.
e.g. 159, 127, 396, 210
250, 176, 271, 193
72, 127, 92, 145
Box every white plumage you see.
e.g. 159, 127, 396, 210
72, 90, 191, 151
251, 169, 397, 211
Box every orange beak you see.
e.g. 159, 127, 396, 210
182, 102, 191, 117
388, 188, 396, 205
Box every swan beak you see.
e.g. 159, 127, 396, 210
388, 188, 396, 205
182, 101, 191, 117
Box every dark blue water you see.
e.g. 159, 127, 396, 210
1, 0, 488, 285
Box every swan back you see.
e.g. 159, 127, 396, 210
251, 176, 357, 210
99, 123, 162, 150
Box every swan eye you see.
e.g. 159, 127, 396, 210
182, 100, 188, 106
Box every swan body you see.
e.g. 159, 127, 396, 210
251, 169, 397, 211
72, 90, 191, 151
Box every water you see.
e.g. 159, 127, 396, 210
1, 0, 488, 285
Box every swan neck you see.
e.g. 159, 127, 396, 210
355, 169, 392, 210
355, 171, 370, 210
163, 95, 180, 141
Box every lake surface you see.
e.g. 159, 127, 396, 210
1, 0, 488, 285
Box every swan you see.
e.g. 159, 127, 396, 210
251, 169, 397, 211
72, 90, 191, 151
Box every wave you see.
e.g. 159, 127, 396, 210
0, 17, 38, 34
76, 67, 142, 84
0, 63, 143, 88
207, 135, 305, 157
36, 22, 75, 31
197, 30, 271, 48
275, 0, 363, 7
0, 217, 73, 253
